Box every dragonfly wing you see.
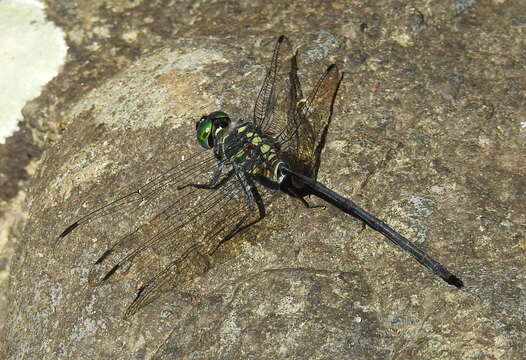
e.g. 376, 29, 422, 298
253, 35, 299, 137
57, 147, 268, 316
123, 245, 208, 319
86, 168, 267, 317
56, 149, 219, 244
287, 64, 343, 180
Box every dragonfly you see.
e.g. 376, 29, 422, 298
57, 35, 463, 319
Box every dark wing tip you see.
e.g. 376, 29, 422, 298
136, 285, 146, 298
123, 286, 146, 320
59, 222, 79, 238
326, 63, 337, 72
94, 249, 112, 264
446, 274, 464, 289
102, 263, 120, 282
278, 35, 285, 42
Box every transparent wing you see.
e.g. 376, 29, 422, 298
253, 35, 299, 139
284, 63, 343, 180
56, 150, 218, 241
57, 149, 267, 317
89, 172, 265, 318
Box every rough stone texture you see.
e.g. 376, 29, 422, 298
3, 0, 525, 359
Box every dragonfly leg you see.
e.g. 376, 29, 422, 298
206, 174, 267, 255
281, 176, 326, 209
296, 195, 326, 209
177, 163, 232, 190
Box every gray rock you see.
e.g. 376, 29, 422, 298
4, 1, 525, 359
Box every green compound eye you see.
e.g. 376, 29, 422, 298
196, 112, 230, 149
196, 118, 213, 149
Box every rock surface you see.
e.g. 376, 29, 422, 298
3, 0, 525, 359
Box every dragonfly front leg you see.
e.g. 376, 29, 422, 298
177, 163, 233, 190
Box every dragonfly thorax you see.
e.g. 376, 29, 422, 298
196, 112, 286, 186
220, 120, 286, 187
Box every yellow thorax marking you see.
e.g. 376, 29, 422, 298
232, 149, 245, 159
260, 144, 270, 153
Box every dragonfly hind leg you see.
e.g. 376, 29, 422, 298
295, 193, 326, 210
280, 175, 326, 210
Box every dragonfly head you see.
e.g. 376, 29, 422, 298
196, 111, 230, 149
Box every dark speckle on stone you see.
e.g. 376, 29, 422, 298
303, 30, 341, 63
365, 110, 396, 129
510, 14, 526, 27
428, 71, 465, 101
455, 0, 478, 15
406, 7, 425, 32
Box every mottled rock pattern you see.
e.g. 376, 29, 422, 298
3, 0, 525, 359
